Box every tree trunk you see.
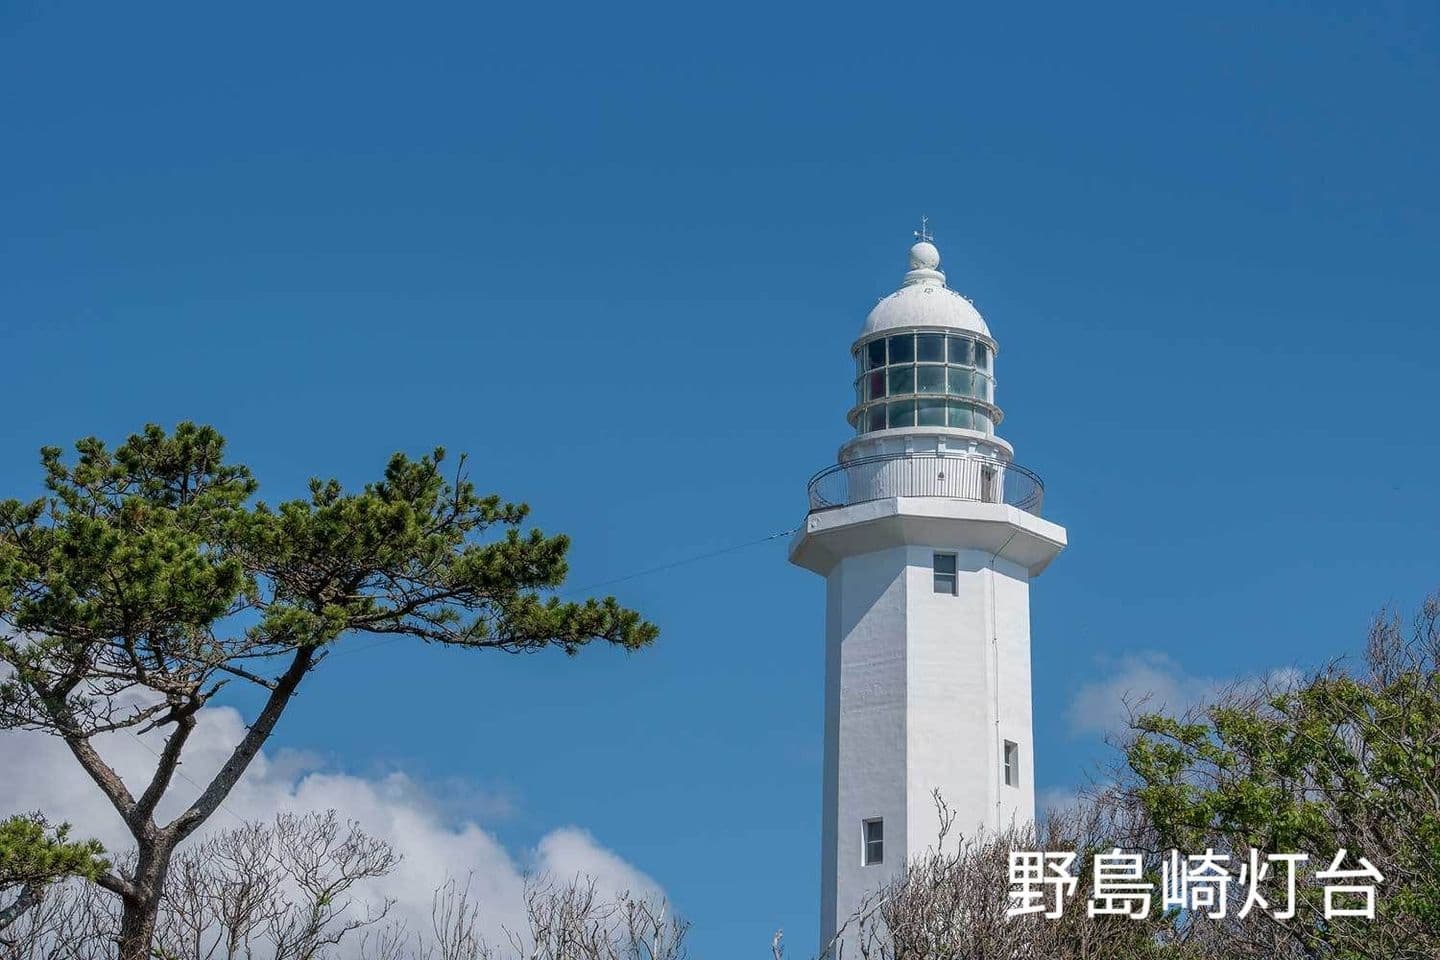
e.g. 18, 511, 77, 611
0, 882, 42, 930
116, 838, 172, 960
118, 898, 159, 960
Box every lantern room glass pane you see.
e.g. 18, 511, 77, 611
867, 406, 887, 432
916, 365, 945, 394
947, 367, 972, 397
975, 376, 991, 402
887, 334, 915, 364
975, 342, 990, 370
947, 336, 972, 365
974, 410, 993, 433
887, 400, 916, 428
916, 333, 945, 363
866, 339, 887, 370
948, 403, 974, 429
888, 365, 915, 395
867, 371, 886, 401
917, 397, 946, 426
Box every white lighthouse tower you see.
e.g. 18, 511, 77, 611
789, 226, 1067, 946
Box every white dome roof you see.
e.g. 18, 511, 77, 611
860, 241, 990, 338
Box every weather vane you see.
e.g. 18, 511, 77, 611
913, 215, 933, 243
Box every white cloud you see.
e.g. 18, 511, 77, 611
0, 702, 662, 949
1065, 651, 1207, 738
1047, 654, 1306, 814
1064, 651, 1305, 739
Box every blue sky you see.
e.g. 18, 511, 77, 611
2, 1, 1438, 954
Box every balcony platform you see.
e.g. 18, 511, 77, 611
794, 453, 1065, 577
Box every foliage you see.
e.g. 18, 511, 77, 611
0, 814, 106, 890
0, 814, 106, 930
0, 422, 658, 959
819, 594, 1440, 959
1122, 594, 1440, 959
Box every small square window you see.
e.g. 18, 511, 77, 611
933, 552, 957, 595
1004, 740, 1019, 787
862, 818, 884, 865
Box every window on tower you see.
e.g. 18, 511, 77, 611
917, 397, 946, 427
1004, 740, 1019, 787
850, 332, 996, 436
866, 339, 887, 370
887, 399, 916, 429
862, 818, 884, 865
887, 334, 915, 364
948, 336, 972, 365
933, 553, 957, 594
916, 332, 945, 363
887, 365, 915, 395
916, 364, 946, 394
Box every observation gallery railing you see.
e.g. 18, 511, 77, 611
806, 452, 1044, 515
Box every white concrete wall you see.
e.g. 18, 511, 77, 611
820, 542, 1035, 948
818, 555, 843, 942
824, 546, 909, 943
991, 560, 1037, 830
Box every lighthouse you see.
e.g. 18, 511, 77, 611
789, 226, 1067, 945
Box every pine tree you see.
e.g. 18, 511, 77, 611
0, 814, 106, 930
0, 422, 658, 960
